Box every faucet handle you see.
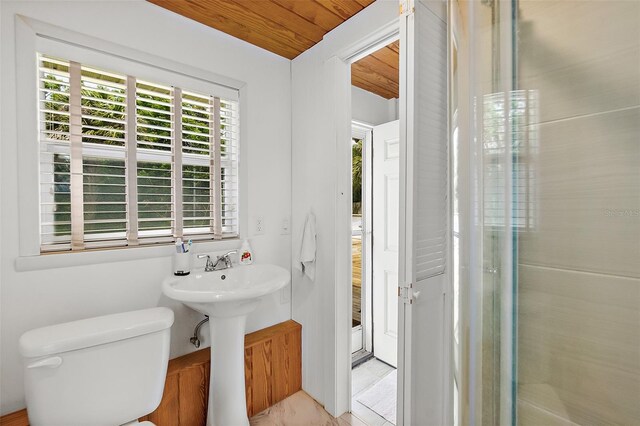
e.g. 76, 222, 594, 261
221, 250, 237, 267
197, 254, 216, 272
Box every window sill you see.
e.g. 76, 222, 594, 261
15, 239, 241, 272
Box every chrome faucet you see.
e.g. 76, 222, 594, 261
198, 250, 237, 272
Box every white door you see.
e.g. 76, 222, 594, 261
372, 119, 400, 367
397, 1, 451, 425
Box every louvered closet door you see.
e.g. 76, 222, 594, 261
398, 1, 450, 425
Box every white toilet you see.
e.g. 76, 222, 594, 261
19, 307, 174, 426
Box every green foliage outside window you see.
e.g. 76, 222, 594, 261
352, 139, 362, 214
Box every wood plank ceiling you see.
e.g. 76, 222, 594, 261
147, 0, 398, 99
148, 0, 375, 59
351, 40, 399, 99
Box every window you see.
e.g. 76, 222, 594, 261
38, 54, 239, 252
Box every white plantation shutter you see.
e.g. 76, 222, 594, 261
38, 54, 240, 252
180, 92, 240, 238
135, 80, 175, 241
219, 99, 240, 235
181, 90, 215, 235
80, 64, 128, 247
39, 57, 72, 249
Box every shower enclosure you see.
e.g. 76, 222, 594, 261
452, 0, 640, 424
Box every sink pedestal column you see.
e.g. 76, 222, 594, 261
208, 314, 249, 426
194, 299, 260, 426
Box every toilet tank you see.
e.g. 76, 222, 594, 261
19, 308, 174, 426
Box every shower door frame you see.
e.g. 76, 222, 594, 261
459, 0, 519, 424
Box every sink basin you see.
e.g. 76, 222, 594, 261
163, 263, 290, 305
162, 263, 290, 426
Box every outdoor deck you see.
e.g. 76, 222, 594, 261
352, 237, 362, 327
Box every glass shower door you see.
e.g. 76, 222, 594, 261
455, 0, 640, 424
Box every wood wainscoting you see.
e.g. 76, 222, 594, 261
0, 320, 302, 426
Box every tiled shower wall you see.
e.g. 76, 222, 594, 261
515, 1, 640, 424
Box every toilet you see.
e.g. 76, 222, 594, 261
19, 307, 174, 426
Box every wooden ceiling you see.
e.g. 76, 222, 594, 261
351, 40, 399, 99
148, 0, 375, 59
148, 0, 399, 99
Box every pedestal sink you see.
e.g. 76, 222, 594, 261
162, 264, 290, 426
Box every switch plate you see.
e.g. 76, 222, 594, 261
254, 216, 265, 235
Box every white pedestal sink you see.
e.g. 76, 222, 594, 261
162, 264, 290, 426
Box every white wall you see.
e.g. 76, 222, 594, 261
291, 0, 398, 416
351, 85, 397, 126
0, 1, 292, 415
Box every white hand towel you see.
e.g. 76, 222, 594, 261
299, 212, 317, 281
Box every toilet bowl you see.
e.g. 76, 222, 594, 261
19, 307, 174, 426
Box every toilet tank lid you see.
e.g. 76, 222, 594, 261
19, 307, 174, 358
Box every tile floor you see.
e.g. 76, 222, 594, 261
351, 358, 396, 426
249, 358, 396, 426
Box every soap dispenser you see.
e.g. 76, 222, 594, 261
239, 239, 253, 265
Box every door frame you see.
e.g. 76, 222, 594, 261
325, 0, 453, 422
324, 18, 400, 417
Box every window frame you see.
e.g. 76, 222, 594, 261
15, 16, 248, 270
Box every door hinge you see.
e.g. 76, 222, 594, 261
399, 0, 414, 16
399, 282, 414, 304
